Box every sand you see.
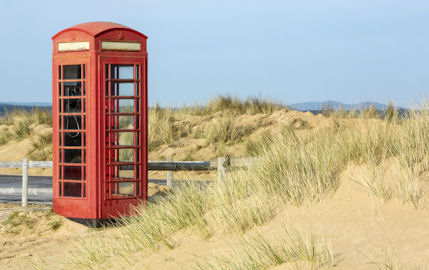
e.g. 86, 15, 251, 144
1, 164, 428, 269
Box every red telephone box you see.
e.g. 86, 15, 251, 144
52, 22, 148, 226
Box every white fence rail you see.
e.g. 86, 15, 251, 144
0, 157, 255, 206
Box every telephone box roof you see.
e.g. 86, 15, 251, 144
52, 21, 148, 39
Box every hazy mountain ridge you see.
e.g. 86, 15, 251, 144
289, 101, 388, 111
0, 102, 51, 115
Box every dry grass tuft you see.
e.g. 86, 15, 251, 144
196, 230, 334, 270
0, 108, 52, 145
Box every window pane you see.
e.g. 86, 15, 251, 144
64, 149, 81, 163
64, 182, 81, 197
111, 65, 133, 79
111, 82, 133, 96
111, 132, 134, 146
115, 116, 134, 129
112, 165, 134, 179
64, 132, 81, 146
64, 166, 82, 180
119, 168, 134, 179
136, 82, 139, 96
118, 66, 133, 79
63, 65, 81, 79
117, 148, 134, 163
113, 99, 134, 113
113, 182, 135, 197
64, 115, 81, 130
63, 82, 81, 96
63, 99, 81, 113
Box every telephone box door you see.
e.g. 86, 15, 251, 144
100, 57, 147, 218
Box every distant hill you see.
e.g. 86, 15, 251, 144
0, 100, 395, 116
289, 101, 388, 112
0, 102, 51, 115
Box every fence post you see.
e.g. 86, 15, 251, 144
22, 158, 28, 207
167, 157, 174, 188
217, 157, 226, 181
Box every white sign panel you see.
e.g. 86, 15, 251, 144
58, 41, 90, 51
101, 41, 141, 51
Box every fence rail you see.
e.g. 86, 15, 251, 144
0, 156, 255, 206
0, 161, 52, 169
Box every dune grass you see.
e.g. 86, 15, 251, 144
147, 96, 283, 152
182, 95, 284, 116
66, 100, 429, 269
195, 231, 334, 270
27, 133, 53, 161
0, 108, 52, 145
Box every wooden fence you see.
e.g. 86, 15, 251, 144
0, 157, 255, 207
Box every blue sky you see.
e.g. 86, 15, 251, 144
0, 0, 428, 106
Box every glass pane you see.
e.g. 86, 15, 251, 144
111, 65, 133, 79
64, 132, 81, 146
136, 82, 139, 96
64, 115, 82, 130
112, 165, 134, 179
116, 116, 134, 129
111, 99, 134, 113
119, 168, 134, 179
63, 65, 81, 79
64, 149, 81, 163
64, 166, 82, 180
136, 181, 140, 196
119, 66, 133, 79
111, 132, 134, 146
64, 182, 81, 197
63, 99, 81, 113
113, 182, 135, 197
117, 148, 134, 163
111, 82, 133, 96
64, 82, 81, 96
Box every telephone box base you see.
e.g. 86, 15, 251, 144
67, 217, 117, 228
